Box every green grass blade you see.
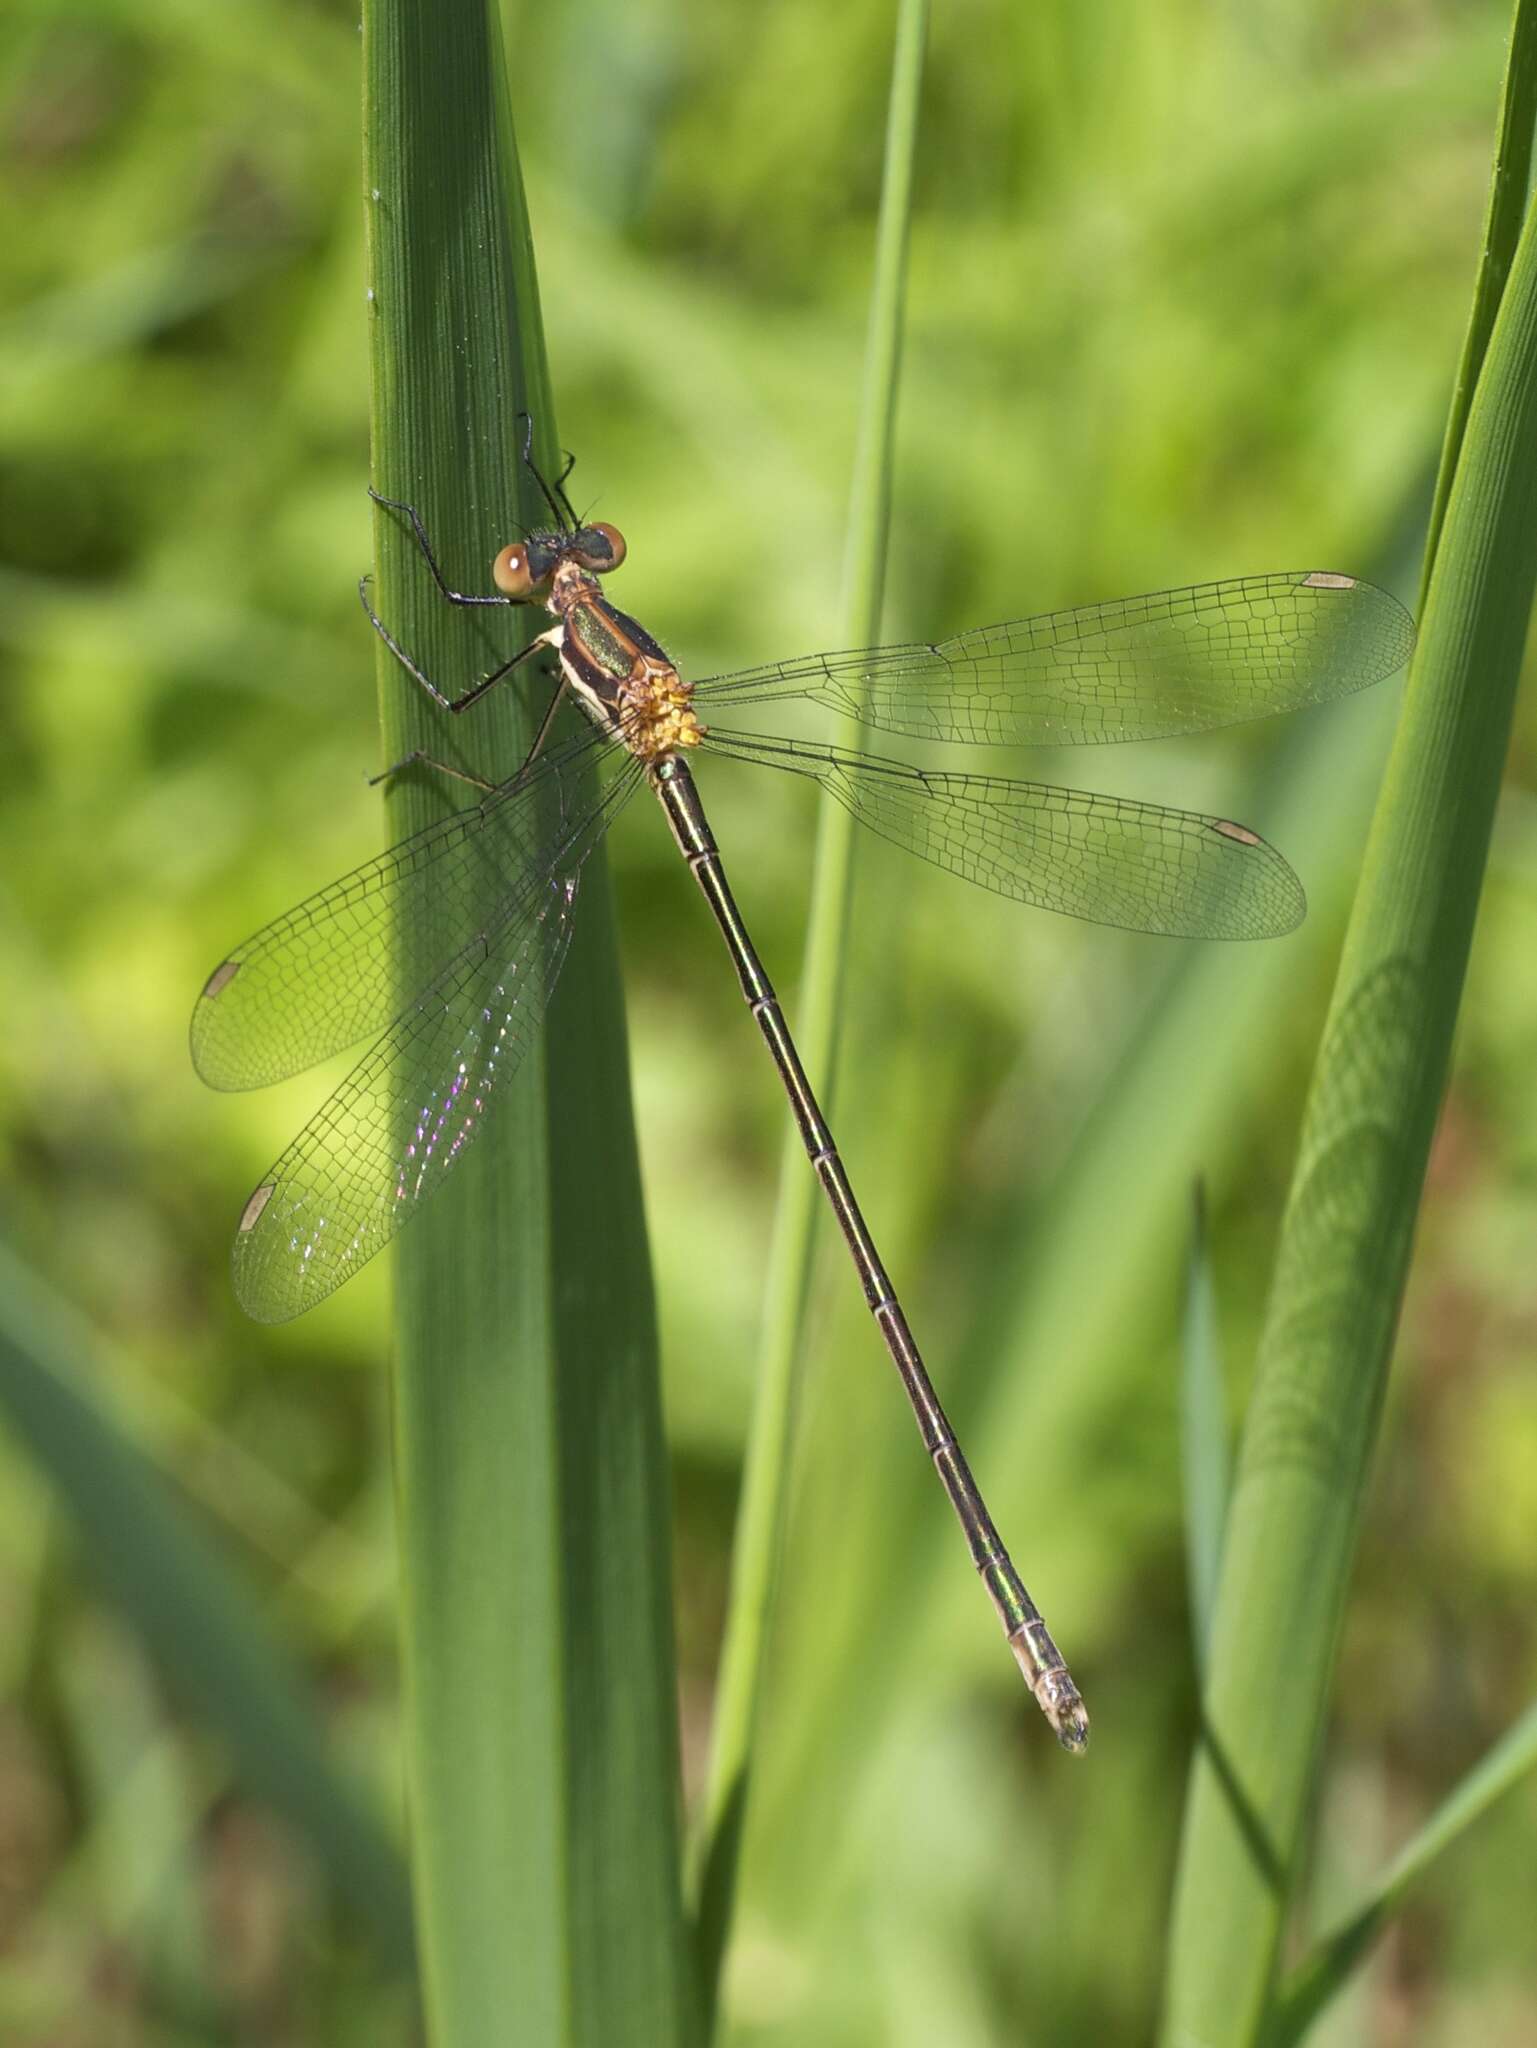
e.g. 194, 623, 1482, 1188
1160, 53, 1537, 2048
1269, 1695, 1537, 2044
1180, 1184, 1230, 1680
0, 1243, 414, 1963
691, 0, 929, 2017
362, 5, 688, 2042
1419, 1, 1537, 604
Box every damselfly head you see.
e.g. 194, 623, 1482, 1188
492, 521, 627, 601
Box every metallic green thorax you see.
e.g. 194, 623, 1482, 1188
562, 593, 674, 688
548, 555, 701, 760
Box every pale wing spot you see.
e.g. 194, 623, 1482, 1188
1304, 571, 1356, 589
240, 1183, 276, 1232
1212, 818, 1262, 846
202, 960, 242, 1000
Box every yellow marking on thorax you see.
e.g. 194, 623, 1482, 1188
617, 657, 705, 762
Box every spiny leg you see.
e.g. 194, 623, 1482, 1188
513, 411, 580, 531
358, 573, 549, 714
551, 449, 580, 529
508, 673, 570, 781
370, 676, 569, 795
367, 488, 513, 608
369, 750, 498, 795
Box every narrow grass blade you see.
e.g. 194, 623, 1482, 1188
0, 1244, 413, 1963
362, 4, 689, 2042
1180, 1183, 1230, 1680
691, 0, 930, 2018
1160, 39, 1537, 2044
56, 1617, 218, 2024
1419, 4, 1537, 603
1269, 1696, 1537, 2044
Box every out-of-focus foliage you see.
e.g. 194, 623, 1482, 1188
1163, 14, 1537, 2031
0, 1, 1532, 2042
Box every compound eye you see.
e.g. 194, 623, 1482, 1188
576, 522, 626, 573
492, 543, 537, 598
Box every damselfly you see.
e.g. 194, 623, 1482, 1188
193, 428, 1414, 1748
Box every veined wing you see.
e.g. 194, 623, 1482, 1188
690, 572, 1413, 746
229, 756, 646, 1322
191, 726, 610, 1091
703, 730, 1303, 939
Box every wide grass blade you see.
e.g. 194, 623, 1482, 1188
1160, 17, 1537, 2039
362, 4, 688, 2042
690, 0, 929, 2021
0, 1243, 413, 1963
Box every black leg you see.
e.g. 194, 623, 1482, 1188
516, 674, 569, 779
358, 575, 549, 714
514, 412, 572, 532
369, 678, 567, 798
367, 489, 512, 608
552, 449, 580, 529
369, 748, 498, 794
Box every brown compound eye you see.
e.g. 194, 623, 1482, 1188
574, 522, 626, 574
492, 543, 538, 598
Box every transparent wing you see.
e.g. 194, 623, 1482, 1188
691, 572, 1413, 746
229, 757, 645, 1323
191, 727, 610, 1090
703, 730, 1303, 939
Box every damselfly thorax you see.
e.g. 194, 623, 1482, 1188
525, 556, 706, 765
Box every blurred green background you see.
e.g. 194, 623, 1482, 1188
2, 0, 1535, 2041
